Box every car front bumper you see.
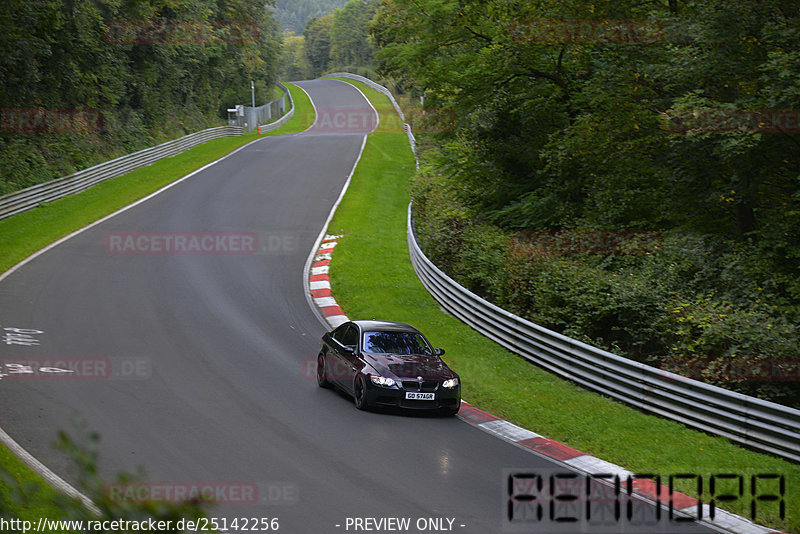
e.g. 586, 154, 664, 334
365, 384, 461, 411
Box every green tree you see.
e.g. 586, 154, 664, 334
304, 13, 334, 76
272, 0, 348, 34
0, 0, 282, 195
371, 0, 800, 405
279, 31, 312, 80
330, 0, 377, 67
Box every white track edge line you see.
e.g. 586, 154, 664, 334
301, 77, 383, 329
0, 132, 270, 512
295, 83, 318, 133
328, 79, 380, 133
0, 136, 268, 285
302, 90, 371, 329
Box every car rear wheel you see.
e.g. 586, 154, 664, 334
317, 354, 330, 388
353, 375, 369, 411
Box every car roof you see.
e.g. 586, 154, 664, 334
350, 320, 421, 334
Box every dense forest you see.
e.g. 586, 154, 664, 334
278, 0, 377, 80
272, 0, 348, 35
0, 0, 281, 195
3, 0, 798, 407
366, 0, 800, 406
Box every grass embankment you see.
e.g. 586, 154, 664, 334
0, 83, 314, 275
0, 82, 314, 517
327, 78, 798, 533
0, 446, 70, 521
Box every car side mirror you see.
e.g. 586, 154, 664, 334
434, 348, 445, 356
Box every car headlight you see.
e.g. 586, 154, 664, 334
442, 377, 459, 389
370, 375, 396, 387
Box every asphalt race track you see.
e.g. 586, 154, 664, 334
0, 80, 716, 533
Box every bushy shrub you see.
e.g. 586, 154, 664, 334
410, 170, 470, 272
499, 251, 667, 360
412, 179, 800, 407
658, 297, 800, 406
0, 138, 56, 195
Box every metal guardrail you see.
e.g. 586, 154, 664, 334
233, 83, 292, 132
321, 71, 800, 462
257, 83, 295, 134
0, 126, 243, 221
407, 203, 800, 463
0, 81, 303, 221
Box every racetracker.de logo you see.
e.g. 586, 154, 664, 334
104, 232, 258, 255
310, 108, 379, 132
0, 108, 103, 133
661, 109, 800, 133
104, 20, 259, 45
303, 107, 455, 134
105, 482, 259, 505
302, 358, 444, 382
510, 230, 663, 256
510, 19, 664, 44
660, 357, 800, 382
0, 357, 151, 381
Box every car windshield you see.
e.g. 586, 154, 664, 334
362, 331, 433, 355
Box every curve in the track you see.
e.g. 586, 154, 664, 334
0, 80, 715, 534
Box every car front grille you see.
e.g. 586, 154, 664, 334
399, 399, 439, 409
401, 380, 438, 392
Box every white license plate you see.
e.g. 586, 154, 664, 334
405, 392, 435, 400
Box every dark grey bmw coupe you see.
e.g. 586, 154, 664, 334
317, 320, 461, 415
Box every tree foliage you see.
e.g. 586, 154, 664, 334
272, 0, 348, 35
303, 13, 335, 77
330, 0, 377, 68
376, 0, 800, 406
0, 0, 280, 195
278, 31, 312, 80
303, 0, 377, 76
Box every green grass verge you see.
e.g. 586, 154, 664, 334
0, 82, 315, 515
327, 79, 799, 533
0, 83, 314, 275
0, 445, 68, 520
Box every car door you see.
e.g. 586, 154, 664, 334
326, 323, 349, 388
336, 324, 360, 393
327, 323, 358, 391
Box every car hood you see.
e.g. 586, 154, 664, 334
364, 353, 456, 380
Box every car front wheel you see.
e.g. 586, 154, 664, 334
317, 354, 330, 388
353, 375, 369, 411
